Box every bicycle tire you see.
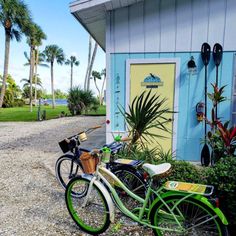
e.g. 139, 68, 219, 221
110, 166, 147, 211
65, 176, 110, 235
150, 195, 228, 236
55, 154, 83, 190
112, 166, 147, 198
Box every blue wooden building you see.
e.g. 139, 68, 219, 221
70, 0, 236, 161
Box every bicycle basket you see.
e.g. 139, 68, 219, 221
58, 138, 78, 153
80, 152, 98, 174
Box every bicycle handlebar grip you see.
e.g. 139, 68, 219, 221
65, 138, 71, 143
91, 125, 102, 130
121, 137, 132, 142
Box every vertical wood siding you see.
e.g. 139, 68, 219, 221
109, 52, 234, 161
108, 0, 236, 53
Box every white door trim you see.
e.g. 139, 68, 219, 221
125, 58, 180, 153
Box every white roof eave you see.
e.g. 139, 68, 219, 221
70, 0, 144, 51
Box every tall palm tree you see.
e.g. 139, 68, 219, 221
43, 45, 65, 108
24, 23, 46, 111
92, 69, 106, 105
86, 42, 98, 91
24, 51, 47, 67
92, 70, 101, 97
0, 0, 31, 108
84, 36, 98, 91
21, 75, 43, 88
100, 68, 106, 105
24, 50, 48, 101
33, 28, 46, 103
65, 55, 79, 90
84, 36, 92, 90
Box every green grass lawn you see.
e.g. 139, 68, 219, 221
0, 105, 106, 122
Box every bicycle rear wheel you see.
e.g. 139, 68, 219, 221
55, 155, 83, 190
65, 176, 110, 235
112, 166, 146, 198
112, 166, 147, 211
150, 195, 228, 236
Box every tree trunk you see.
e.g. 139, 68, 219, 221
34, 48, 39, 102
29, 46, 35, 112
84, 36, 92, 90
100, 74, 106, 105
0, 31, 11, 108
70, 63, 73, 90
51, 62, 55, 108
86, 42, 98, 91
94, 77, 100, 99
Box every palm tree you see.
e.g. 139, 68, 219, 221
92, 69, 106, 105
24, 23, 46, 111
24, 50, 47, 103
24, 51, 46, 67
100, 68, 106, 105
84, 36, 92, 90
21, 75, 43, 88
0, 0, 31, 108
43, 45, 65, 108
92, 70, 101, 97
84, 36, 98, 91
65, 56, 79, 90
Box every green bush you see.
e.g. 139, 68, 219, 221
13, 99, 25, 107
206, 156, 236, 226
119, 144, 235, 229
67, 87, 96, 116
163, 161, 204, 183
117, 144, 159, 164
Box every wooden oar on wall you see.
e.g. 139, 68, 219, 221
213, 43, 223, 120
201, 42, 211, 166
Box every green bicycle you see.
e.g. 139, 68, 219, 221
65, 151, 228, 235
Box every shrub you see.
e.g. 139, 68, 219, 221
13, 99, 25, 107
67, 87, 96, 115
164, 161, 206, 183
90, 97, 100, 113
117, 144, 159, 164
205, 156, 236, 226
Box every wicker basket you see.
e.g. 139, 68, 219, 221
80, 152, 98, 174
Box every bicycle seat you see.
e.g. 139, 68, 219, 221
142, 163, 171, 178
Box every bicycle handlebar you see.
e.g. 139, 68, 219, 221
120, 137, 132, 142
83, 125, 102, 134
92, 125, 102, 129
114, 135, 132, 142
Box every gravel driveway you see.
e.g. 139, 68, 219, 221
0, 116, 152, 236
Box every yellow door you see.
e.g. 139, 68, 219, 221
130, 63, 176, 151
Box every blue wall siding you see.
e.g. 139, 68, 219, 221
110, 52, 234, 161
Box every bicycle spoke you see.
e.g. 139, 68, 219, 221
151, 197, 225, 236
66, 177, 110, 234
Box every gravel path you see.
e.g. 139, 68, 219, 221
0, 116, 153, 236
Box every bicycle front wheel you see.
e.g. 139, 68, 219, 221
65, 176, 110, 235
55, 155, 83, 190
150, 195, 228, 236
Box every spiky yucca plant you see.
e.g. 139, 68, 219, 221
67, 86, 96, 115
121, 90, 173, 146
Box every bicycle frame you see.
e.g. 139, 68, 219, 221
84, 165, 186, 233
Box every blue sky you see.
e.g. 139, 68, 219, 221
0, 0, 105, 94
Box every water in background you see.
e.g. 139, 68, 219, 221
41, 99, 67, 106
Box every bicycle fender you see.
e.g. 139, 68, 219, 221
82, 174, 115, 223
149, 191, 228, 225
